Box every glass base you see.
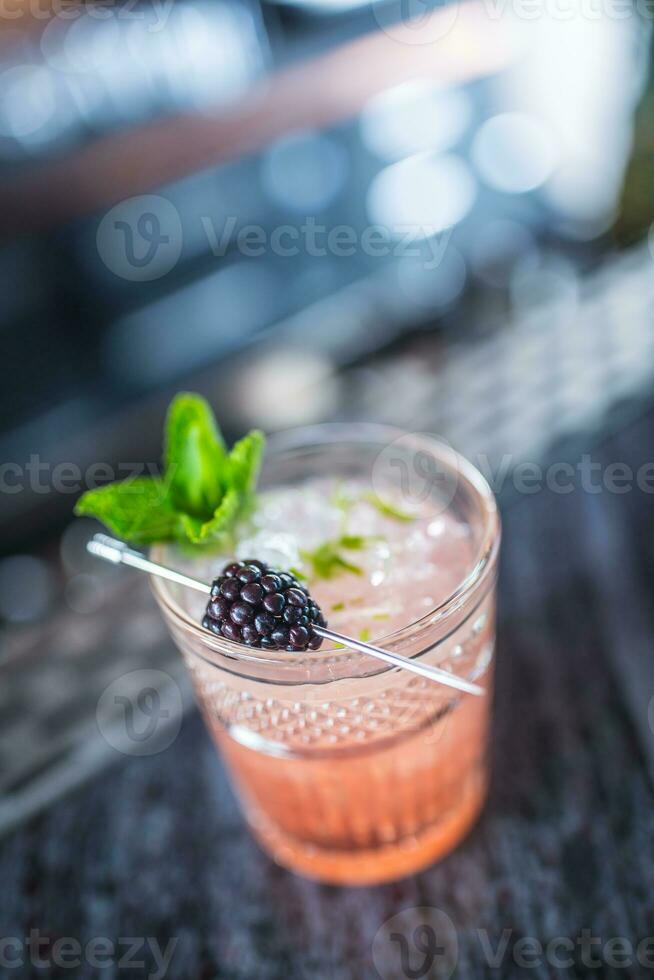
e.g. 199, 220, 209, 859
245, 770, 487, 886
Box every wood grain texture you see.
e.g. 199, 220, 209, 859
2, 414, 654, 979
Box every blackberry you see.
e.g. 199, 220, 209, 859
202, 560, 326, 652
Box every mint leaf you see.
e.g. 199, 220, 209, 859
181, 487, 241, 545
164, 393, 226, 519
227, 430, 265, 496
75, 479, 181, 545
364, 492, 415, 522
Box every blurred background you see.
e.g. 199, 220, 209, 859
2, 0, 654, 836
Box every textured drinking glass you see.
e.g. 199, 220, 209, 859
152, 424, 500, 885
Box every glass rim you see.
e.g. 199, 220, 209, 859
150, 422, 501, 677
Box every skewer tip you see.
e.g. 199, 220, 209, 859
86, 534, 128, 564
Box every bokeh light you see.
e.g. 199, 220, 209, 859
471, 112, 556, 194
360, 79, 473, 161
262, 130, 349, 212
234, 350, 339, 428
0, 65, 57, 139
366, 153, 477, 236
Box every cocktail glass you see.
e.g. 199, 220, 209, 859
152, 424, 500, 885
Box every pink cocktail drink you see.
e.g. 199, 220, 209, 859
154, 426, 500, 885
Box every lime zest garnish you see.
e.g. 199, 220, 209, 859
359, 628, 371, 641
363, 492, 416, 522
300, 534, 383, 582
338, 534, 383, 550
331, 481, 354, 513
371, 612, 391, 621
300, 542, 363, 580
75, 392, 265, 547
331, 481, 416, 525
331, 602, 345, 611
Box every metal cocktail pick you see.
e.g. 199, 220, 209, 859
87, 534, 483, 697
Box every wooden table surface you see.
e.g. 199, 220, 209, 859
2, 411, 654, 979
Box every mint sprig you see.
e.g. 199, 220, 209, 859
75, 393, 265, 547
